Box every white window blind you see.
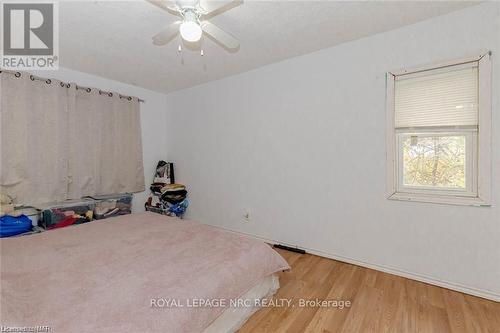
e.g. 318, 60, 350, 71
394, 62, 478, 128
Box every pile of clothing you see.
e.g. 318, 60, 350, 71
147, 183, 189, 217
149, 183, 187, 204
146, 161, 189, 217
86, 194, 133, 220
42, 206, 93, 230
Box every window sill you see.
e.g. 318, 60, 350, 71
388, 192, 491, 207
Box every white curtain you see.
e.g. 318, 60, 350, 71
0, 73, 70, 205
67, 88, 145, 198
0, 71, 145, 206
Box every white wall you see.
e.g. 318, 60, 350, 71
166, 2, 500, 299
34, 67, 168, 212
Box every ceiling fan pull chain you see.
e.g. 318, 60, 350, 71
201, 49, 204, 56
178, 44, 182, 53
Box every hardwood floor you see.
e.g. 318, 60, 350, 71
239, 249, 500, 333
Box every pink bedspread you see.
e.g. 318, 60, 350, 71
0, 212, 289, 332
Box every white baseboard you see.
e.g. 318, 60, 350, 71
208, 224, 500, 303
305, 247, 500, 303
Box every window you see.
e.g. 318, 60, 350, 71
386, 54, 491, 205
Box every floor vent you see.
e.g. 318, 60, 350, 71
273, 244, 306, 254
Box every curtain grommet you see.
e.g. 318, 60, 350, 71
15, 72, 21, 78
30, 75, 35, 81
45, 79, 52, 84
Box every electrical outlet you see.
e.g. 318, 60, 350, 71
243, 211, 251, 222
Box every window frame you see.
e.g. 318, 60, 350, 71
386, 53, 492, 206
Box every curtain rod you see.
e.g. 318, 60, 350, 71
0, 69, 145, 103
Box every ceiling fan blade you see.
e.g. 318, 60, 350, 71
147, 0, 182, 16
201, 21, 239, 50
152, 21, 181, 45
146, 0, 173, 11
199, 0, 242, 18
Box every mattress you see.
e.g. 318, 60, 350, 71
0, 212, 289, 333
203, 274, 280, 333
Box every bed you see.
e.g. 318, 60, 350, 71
0, 212, 289, 332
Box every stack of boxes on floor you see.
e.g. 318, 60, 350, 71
146, 161, 189, 217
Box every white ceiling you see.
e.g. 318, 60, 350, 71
60, 1, 478, 93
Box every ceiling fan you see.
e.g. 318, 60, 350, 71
147, 0, 241, 51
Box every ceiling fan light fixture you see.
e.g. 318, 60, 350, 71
179, 21, 202, 42
148, 0, 240, 50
